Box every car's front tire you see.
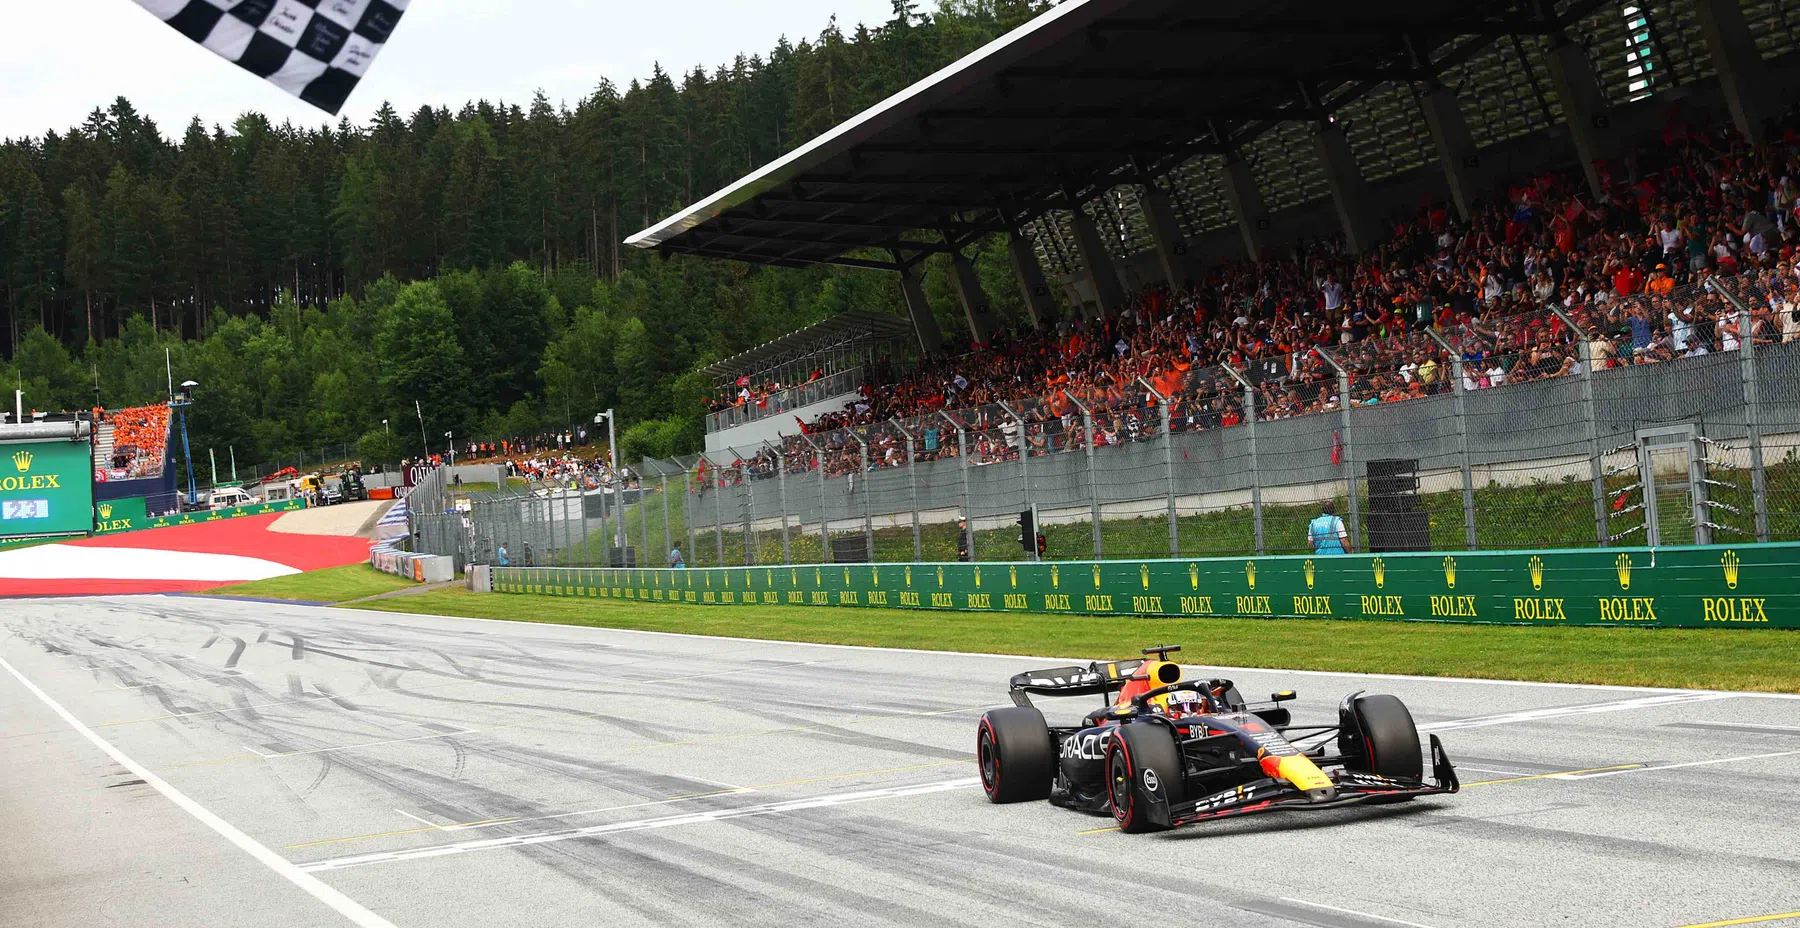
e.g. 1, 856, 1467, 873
977, 707, 1054, 803
1340, 693, 1423, 781
1106, 723, 1185, 833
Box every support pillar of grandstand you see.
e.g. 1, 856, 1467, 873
1312, 121, 1382, 254
1541, 40, 1618, 197
1418, 82, 1481, 221
1067, 195, 1127, 317
1313, 347, 1361, 549
949, 248, 1003, 345
1551, 306, 1610, 546
1221, 364, 1266, 556
1220, 151, 1269, 262
1426, 328, 1480, 550
1006, 230, 1056, 329
1064, 392, 1104, 560
1694, 0, 1772, 144
1137, 377, 1179, 558
1137, 181, 1195, 289
893, 420, 924, 561
896, 261, 945, 355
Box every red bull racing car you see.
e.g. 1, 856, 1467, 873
976, 646, 1459, 832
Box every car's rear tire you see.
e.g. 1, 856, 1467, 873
1340, 694, 1423, 781
1106, 723, 1185, 833
977, 707, 1054, 803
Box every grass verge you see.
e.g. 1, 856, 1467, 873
351, 588, 1800, 693
206, 564, 417, 603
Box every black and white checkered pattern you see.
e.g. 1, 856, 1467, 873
134, 0, 409, 114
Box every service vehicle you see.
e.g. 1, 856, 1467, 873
977, 645, 1459, 832
207, 485, 261, 510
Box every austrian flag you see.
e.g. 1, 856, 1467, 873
130, 0, 410, 113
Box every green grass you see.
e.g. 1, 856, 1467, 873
205, 564, 417, 603
355, 588, 1800, 693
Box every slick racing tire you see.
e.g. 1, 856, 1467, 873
977, 707, 1054, 803
1340, 694, 1423, 782
1106, 723, 1185, 833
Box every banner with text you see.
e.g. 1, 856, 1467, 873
0, 439, 95, 540
489, 542, 1799, 629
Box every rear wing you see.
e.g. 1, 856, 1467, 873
1008, 659, 1145, 707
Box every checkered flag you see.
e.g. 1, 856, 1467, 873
132, 0, 410, 114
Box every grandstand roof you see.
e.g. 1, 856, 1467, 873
627, 0, 1613, 271
700, 309, 915, 383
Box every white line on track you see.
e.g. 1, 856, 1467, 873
1557, 749, 1800, 780
0, 652, 398, 928
1278, 898, 1439, 928
299, 777, 981, 873
1419, 693, 1736, 733
393, 809, 448, 830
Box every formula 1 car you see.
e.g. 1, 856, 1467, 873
976, 645, 1459, 832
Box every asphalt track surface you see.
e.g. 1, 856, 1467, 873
3, 597, 1797, 928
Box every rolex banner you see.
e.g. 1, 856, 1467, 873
490, 542, 1800, 629
0, 440, 95, 540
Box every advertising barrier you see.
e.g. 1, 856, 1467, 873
93, 496, 151, 534
135, 498, 307, 531
489, 542, 1800, 629
0, 439, 94, 540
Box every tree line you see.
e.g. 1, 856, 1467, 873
0, 1, 1049, 468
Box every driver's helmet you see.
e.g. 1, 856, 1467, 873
1161, 688, 1207, 718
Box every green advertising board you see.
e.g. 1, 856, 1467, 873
0, 439, 94, 540
93, 496, 150, 534
490, 541, 1800, 629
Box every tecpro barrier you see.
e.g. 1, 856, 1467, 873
490, 542, 1800, 629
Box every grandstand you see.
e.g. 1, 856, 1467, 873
92, 404, 180, 515
415, 0, 1800, 570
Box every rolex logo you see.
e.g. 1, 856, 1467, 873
843, 567, 851, 585
1245, 561, 1257, 590
1372, 557, 1386, 589
1529, 555, 1544, 591
1009, 565, 1017, 588
723, 570, 730, 587
1093, 563, 1102, 589
98, 504, 113, 520
1050, 565, 1059, 589
1140, 564, 1150, 590
871, 566, 878, 586
744, 570, 751, 588
904, 566, 912, 587
1722, 550, 1740, 590
974, 566, 982, 588
11, 450, 31, 473
1443, 557, 1457, 590
1615, 554, 1632, 591
791, 569, 798, 585
1188, 563, 1199, 590
936, 566, 944, 586
816, 568, 822, 586
1304, 559, 1316, 590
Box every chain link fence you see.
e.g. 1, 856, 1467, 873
422, 279, 1800, 568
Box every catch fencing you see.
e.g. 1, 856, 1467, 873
426, 278, 1800, 569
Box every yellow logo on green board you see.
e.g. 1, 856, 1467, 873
1372, 557, 1386, 589
1050, 565, 1060, 589
1443, 557, 1457, 589
1616, 554, 1632, 590
1722, 550, 1740, 590
1529, 555, 1543, 591
1140, 564, 1150, 590
1304, 559, 1315, 590
1188, 563, 1199, 590
1245, 561, 1257, 590
11, 450, 31, 473
1009, 565, 1017, 588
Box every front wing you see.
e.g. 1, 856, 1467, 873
1148, 735, 1461, 829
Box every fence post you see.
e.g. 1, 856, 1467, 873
998, 403, 1033, 561
736, 447, 756, 566
1735, 303, 1773, 542
1552, 307, 1608, 546
893, 420, 922, 562
943, 411, 974, 562
1314, 348, 1360, 548
800, 433, 829, 561
685, 462, 699, 567
636, 465, 650, 569
1136, 378, 1178, 557
1426, 329, 1478, 550
768, 441, 792, 565
1223, 364, 1265, 555
712, 455, 725, 567
1067, 394, 1103, 559
855, 434, 874, 561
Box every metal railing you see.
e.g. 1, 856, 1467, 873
706, 368, 864, 434
431, 279, 1800, 569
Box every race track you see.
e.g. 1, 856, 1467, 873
2, 596, 1797, 928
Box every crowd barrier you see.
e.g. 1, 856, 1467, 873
94, 497, 306, 535
489, 541, 1800, 629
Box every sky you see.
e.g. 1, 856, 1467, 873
2, 0, 899, 140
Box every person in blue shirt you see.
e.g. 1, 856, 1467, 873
669, 547, 686, 568
496, 543, 510, 566
1308, 501, 1351, 555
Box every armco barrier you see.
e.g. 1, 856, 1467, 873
489, 542, 1800, 629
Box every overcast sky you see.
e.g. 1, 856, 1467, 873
3, 0, 898, 140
